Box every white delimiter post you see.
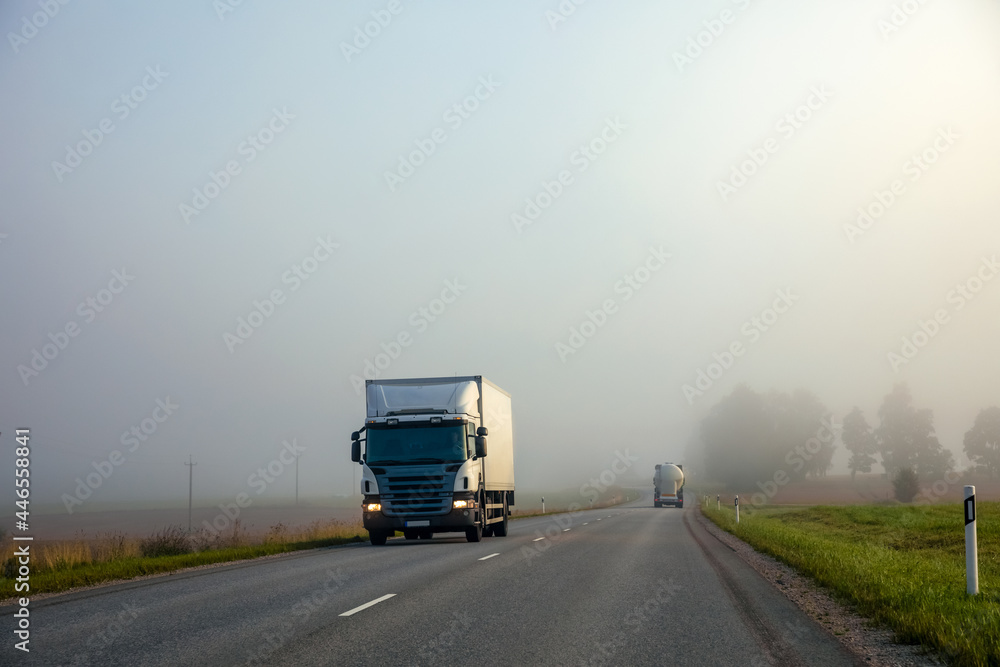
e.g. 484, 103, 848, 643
965, 485, 979, 595
735, 495, 740, 524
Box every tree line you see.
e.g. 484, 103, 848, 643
694, 383, 1000, 490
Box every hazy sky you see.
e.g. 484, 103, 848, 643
3, 0, 999, 512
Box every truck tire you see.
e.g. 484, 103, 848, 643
492, 496, 509, 537
654, 501, 662, 508
466, 501, 485, 542
370, 531, 388, 546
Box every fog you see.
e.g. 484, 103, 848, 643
2, 1, 998, 515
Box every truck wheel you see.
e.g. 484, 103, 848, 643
466, 503, 484, 542
654, 501, 662, 508
492, 496, 509, 537
370, 531, 388, 546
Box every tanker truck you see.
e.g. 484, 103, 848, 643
653, 463, 683, 508
351, 376, 515, 545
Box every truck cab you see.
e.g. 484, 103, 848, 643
351, 377, 514, 544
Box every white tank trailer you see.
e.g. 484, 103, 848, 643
653, 463, 684, 508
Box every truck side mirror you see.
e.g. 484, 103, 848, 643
475, 436, 487, 458
351, 431, 360, 441
477, 427, 488, 437
351, 440, 361, 463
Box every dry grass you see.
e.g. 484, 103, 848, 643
2, 518, 366, 585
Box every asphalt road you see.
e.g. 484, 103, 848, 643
2, 500, 861, 666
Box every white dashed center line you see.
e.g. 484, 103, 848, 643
340, 594, 396, 617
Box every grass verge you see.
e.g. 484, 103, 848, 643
1, 520, 366, 600
702, 502, 1000, 667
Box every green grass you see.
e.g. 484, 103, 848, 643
702, 502, 1000, 666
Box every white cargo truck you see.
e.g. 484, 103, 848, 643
653, 463, 684, 508
351, 376, 515, 544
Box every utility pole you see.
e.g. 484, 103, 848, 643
185, 455, 197, 532
295, 452, 300, 506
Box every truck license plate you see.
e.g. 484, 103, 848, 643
405, 520, 430, 527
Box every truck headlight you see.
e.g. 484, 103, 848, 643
366, 503, 381, 512
453, 500, 469, 509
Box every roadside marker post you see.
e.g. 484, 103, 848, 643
735, 495, 739, 524
717, 494, 720, 510
965, 485, 979, 596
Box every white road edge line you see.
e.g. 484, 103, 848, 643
583, 523, 588, 525
340, 594, 396, 617
479, 553, 500, 561
533, 537, 545, 542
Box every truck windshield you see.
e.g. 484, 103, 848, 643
366, 423, 467, 465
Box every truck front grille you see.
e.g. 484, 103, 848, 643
378, 471, 453, 517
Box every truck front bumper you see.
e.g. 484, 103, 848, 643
363, 507, 480, 533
